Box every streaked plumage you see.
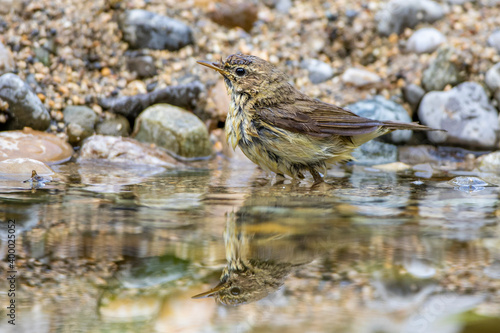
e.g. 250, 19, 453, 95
198, 54, 437, 182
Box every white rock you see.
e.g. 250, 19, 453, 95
406, 28, 446, 54
419, 82, 499, 148
342, 68, 381, 87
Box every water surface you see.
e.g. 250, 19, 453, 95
0, 157, 499, 332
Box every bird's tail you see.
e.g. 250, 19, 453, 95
382, 121, 444, 132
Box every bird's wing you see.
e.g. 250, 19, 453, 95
255, 96, 383, 138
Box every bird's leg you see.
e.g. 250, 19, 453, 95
309, 168, 324, 184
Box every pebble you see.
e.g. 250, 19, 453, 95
403, 84, 426, 110
0, 73, 51, 130
0, 41, 14, 75
347, 96, 413, 143
208, 2, 258, 33
134, 104, 213, 159
376, 0, 445, 36
119, 9, 194, 51
351, 140, 398, 165
485, 62, 500, 93
488, 30, 500, 53
0, 128, 73, 163
127, 55, 157, 79
419, 82, 499, 148
341, 68, 381, 87
478, 151, 500, 173
96, 115, 131, 137
78, 135, 178, 167
300, 59, 335, 84
406, 28, 446, 54
422, 47, 466, 91
63, 106, 98, 145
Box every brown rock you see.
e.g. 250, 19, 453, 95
0, 128, 73, 164
208, 2, 258, 32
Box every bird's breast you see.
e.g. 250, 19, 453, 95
225, 94, 254, 150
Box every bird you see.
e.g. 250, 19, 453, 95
198, 54, 438, 183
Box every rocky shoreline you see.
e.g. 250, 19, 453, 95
1, 0, 500, 178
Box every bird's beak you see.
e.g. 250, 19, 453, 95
197, 60, 227, 75
191, 281, 225, 299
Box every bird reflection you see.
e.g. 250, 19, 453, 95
192, 212, 314, 305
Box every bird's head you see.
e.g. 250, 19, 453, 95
197, 54, 289, 98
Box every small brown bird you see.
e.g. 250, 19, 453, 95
198, 54, 436, 183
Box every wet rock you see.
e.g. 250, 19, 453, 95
119, 9, 194, 51
448, 176, 490, 190
79, 135, 178, 167
448, 176, 491, 187
347, 96, 413, 143
99, 81, 205, 120
0, 128, 73, 163
208, 2, 258, 33
341, 68, 381, 87
403, 84, 425, 110
419, 82, 498, 148
96, 115, 131, 137
0, 158, 53, 177
63, 106, 98, 145
352, 140, 398, 165
127, 55, 157, 79
0, 41, 14, 75
406, 28, 446, 54
488, 30, 500, 53
300, 59, 335, 84
422, 47, 467, 91
485, 62, 500, 93
478, 151, 500, 173
376, 0, 445, 36
134, 104, 212, 159
0, 73, 50, 130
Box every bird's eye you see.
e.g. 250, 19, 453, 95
235, 67, 246, 77
230, 287, 241, 295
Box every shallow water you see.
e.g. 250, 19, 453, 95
0, 157, 499, 333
